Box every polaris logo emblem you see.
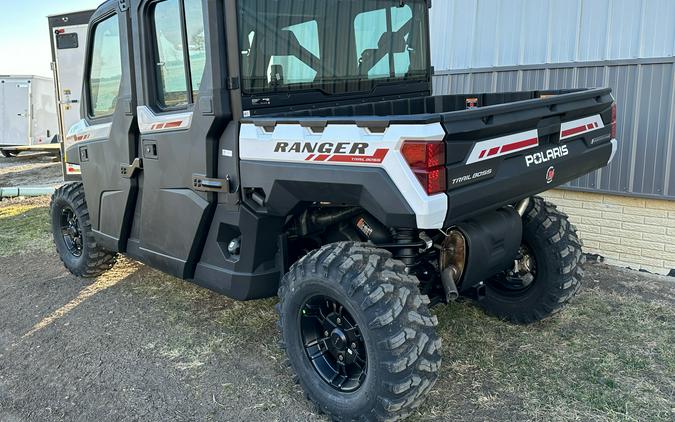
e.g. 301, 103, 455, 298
525, 145, 569, 167
546, 166, 556, 184
274, 142, 368, 155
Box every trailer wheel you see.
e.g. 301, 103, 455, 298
480, 197, 585, 324
1, 151, 17, 158
277, 242, 441, 421
50, 183, 117, 278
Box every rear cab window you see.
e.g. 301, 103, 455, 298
237, 0, 429, 97
87, 14, 123, 118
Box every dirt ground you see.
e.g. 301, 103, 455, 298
0, 198, 674, 422
0, 153, 63, 187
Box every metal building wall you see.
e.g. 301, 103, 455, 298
430, 0, 675, 200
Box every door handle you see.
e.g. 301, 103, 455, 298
192, 175, 231, 193
142, 140, 158, 159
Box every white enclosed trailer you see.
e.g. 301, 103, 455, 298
0, 75, 59, 157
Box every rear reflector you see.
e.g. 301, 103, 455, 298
401, 141, 446, 195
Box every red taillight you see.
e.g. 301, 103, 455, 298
401, 141, 447, 195
611, 103, 617, 139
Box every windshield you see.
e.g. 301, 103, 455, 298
237, 0, 429, 96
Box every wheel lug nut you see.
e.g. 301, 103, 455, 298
336, 318, 342, 324
338, 355, 344, 361
324, 331, 329, 337
351, 342, 357, 349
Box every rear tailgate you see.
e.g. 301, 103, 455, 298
441, 88, 615, 225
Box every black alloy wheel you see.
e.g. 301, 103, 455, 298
50, 183, 117, 278
497, 244, 538, 292
60, 206, 83, 257
479, 197, 585, 324
300, 295, 368, 392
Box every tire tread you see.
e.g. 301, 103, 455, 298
277, 242, 441, 421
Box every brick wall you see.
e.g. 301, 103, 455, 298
542, 190, 675, 276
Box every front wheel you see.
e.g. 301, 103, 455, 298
277, 243, 441, 421
50, 183, 117, 278
479, 197, 585, 324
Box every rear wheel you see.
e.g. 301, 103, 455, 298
278, 242, 441, 421
479, 197, 585, 324
50, 183, 117, 278
1, 150, 17, 158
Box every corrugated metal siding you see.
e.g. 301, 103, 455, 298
430, 0, 675, 70
430, 0, 675, 200
432, 60, 675, 199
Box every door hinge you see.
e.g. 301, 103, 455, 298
192, 175, 231, 193
121, 158, 143, 178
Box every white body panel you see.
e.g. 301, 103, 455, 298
63, 119, 112, 176
0, 76, 58, 146
137, 106, 193, 134
240, 122, 449, 229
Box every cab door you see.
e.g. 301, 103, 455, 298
77, 5, 138, 252
127, 0, 228, 278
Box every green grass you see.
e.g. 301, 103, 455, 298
419, 287, 675, 421
2, 197, 674, 421
126, 264, 675, 422
0, 198, 52, 257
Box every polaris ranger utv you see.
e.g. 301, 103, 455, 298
51, 0, 618, 419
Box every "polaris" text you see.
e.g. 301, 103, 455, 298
274, 142, 368, 155
525, 145, 569, 167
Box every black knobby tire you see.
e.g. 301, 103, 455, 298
50, 183, 117, 278
479, 197, 585, 324
277, 242, 441, 421
1, 150, 17, 158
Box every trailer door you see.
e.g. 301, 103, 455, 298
53, 23, 90, 138
0, 79, 30, 146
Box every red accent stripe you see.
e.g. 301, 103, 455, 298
561, 125, 587, 138
500, 137, 538, 154
487, 147, 500, 157
314, 154, 330, 161
479, 150, 486, 159
327, 149, 389, 164
164, 121, 182, 128
305, 154, 315, 161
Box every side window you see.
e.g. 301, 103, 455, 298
185, 0, 206, 92
151, 0, 205, 109
354, 5, 414, 80
88, 15, 122, 118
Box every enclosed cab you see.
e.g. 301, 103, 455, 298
51, 1, 617, 420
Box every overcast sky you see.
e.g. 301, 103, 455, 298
0, 0, 103, 77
